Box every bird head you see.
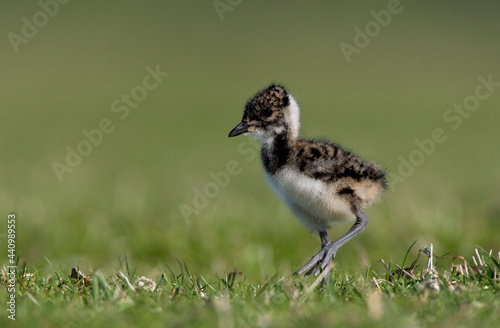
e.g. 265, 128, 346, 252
228, 84, 300, 141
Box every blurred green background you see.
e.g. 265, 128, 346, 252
1, 0, 499, 280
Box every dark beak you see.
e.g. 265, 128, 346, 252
228, 121, 248, 137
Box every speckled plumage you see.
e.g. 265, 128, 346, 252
229, 84, 387, 276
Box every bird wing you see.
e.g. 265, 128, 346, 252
294, 139, 383, 183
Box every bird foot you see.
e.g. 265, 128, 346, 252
294, 242, 338, 276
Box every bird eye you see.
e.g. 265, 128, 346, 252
263, 108, 273, 117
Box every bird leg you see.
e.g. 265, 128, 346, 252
294, 211, 369, 276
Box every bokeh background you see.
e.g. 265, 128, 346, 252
1, 0, 499, 280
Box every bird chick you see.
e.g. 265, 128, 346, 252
228, 84, 387, 276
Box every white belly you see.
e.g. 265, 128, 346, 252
266, 167, 355, 232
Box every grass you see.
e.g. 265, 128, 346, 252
1, 246, 499, 327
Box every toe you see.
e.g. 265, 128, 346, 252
294, 249, 325, 275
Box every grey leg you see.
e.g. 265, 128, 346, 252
293, 231, 331, 276
294, 211, 369, 276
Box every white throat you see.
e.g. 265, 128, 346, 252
285, 95, 301, 140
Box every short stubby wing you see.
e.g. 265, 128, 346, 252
293, 139, 387, 210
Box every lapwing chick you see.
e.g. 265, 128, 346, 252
228, 84, 387, 276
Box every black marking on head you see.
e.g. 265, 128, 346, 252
243, 84, 289, 121
262, 108, 273, 117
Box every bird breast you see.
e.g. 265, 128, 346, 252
265, 167, 355, 232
